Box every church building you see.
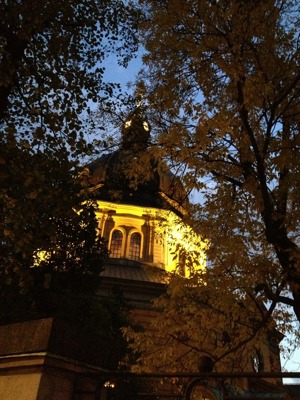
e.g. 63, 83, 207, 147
87, 106, 206, 310
85, 106, 294, 400
0, 107, 297, 400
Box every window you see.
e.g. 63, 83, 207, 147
110, 230, 123, 258
252, 349, 264, 372
128, 232, 141, 260
109, 228, 143, 260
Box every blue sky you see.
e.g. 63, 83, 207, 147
103, 50, 143, 92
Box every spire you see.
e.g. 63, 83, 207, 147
121, 104, 151, 150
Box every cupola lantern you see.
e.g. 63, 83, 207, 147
121, 106, 151, 150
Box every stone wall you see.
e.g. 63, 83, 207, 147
0, 318, 113, 400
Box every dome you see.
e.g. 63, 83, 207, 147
87, 107, 188, 215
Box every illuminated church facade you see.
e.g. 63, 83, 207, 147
87, 106, 206, 307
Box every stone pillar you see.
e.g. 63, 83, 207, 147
142, 215, 153, 262
103, 211, 116, 241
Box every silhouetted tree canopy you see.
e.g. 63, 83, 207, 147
0, 0, 137, 322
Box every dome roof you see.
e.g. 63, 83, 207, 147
86, 107, 188, 215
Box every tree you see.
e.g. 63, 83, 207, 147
0, 0, 137, 126
125, 0, 300, 371
0, 1, 137, 318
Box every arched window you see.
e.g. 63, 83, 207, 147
252, 349, 264, 372
110, 230, 123, 258
129, 232, 141, 260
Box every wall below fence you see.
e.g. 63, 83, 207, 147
0, 318, 112, 400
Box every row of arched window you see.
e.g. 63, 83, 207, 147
110, 229, 142, 261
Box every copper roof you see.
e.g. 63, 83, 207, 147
100, 259, 169, 285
